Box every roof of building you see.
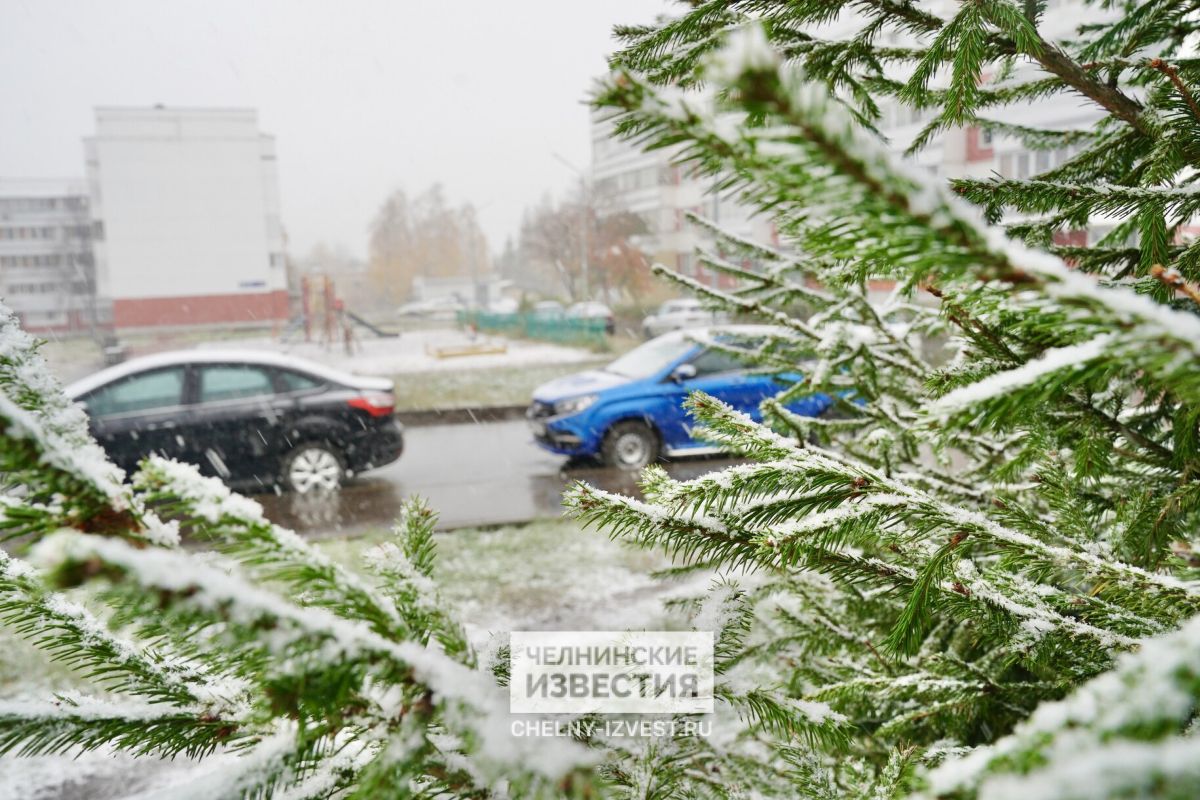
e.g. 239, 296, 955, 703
0, 178, 88, 198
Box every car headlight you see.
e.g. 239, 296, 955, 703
553, 394, 598, 416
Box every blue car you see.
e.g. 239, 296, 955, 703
527, 326, 833, 469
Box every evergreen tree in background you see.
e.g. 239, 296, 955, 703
2, 0, 1200, 798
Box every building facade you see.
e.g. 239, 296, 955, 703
0, 178, 97, 334
590, 111, 776, 289
85, 107, 289, 329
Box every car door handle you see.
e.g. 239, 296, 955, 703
146, 420, 177, 430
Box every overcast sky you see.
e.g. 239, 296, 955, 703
1, 0, 671, 259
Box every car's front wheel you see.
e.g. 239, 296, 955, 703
282, 442, 345, 493
601, 420, 659, 470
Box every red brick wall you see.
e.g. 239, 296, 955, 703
966, 126, 994, 163
113, 290, 289, 328
1052, 229, 1088, 247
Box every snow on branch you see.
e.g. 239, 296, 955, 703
134, 456, 415, 644
32, 530, 595, 782
930, 335, 1113, 414
926, 611, 1200, 799
0, 302, 177, 546
0, 693, 233, 759
0, 548, 248, 716
595, 23, 1200, 362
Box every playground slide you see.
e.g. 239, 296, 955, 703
345, 309, 400, 338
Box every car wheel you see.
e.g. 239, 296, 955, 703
282, 442, 345, 493
601, 420, 659, 470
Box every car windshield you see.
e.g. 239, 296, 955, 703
604, 335, 695, 379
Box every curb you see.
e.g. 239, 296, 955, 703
395, 404, 527, 427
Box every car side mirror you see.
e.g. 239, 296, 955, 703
670, 363, 697, 383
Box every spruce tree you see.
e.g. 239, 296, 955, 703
564, 1, 1200, 797
2, 1, 1200, 798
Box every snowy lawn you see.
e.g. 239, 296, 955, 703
320, 517, 701, 636
391, 359, 609, 410
215, 328, 600, 376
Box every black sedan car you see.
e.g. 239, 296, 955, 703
65, 350, 404, 492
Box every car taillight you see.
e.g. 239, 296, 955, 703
348, 392, 395, 417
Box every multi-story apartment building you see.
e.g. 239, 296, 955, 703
85, 106, 289, 329
0, 178, 97, 334
590, 110, 775, 289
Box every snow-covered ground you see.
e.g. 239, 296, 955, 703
38, 327, 598, 387
201, 329, 596, 376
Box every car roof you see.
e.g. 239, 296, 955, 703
655, 324, 782, 344
65, 348, 391, 398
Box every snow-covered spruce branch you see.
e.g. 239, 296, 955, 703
0, 301, 177, 546
136, 458, 471, 662
0, 548, 249, 716
650, 261, 822, 342
594, 30, 1200, 368
0, 694, 235, 759
567, 471, 1142, 659
30, 528, 596, 788
924, 611, 1200, 800
575, 7, 1200, 796
694, 251, 838, 311
683, 393, 1200, 607
951, 178, 1200, 221
133, 457, 434, 647
362, 497, 471, 660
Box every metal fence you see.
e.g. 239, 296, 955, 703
459, 311, 607, 347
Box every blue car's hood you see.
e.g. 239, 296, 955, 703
532, 369, 631, 403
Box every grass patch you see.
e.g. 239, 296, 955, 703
390, 360, 609, 410
318, 517, 674, 634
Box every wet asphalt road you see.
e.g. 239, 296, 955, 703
253, 419, 741, 536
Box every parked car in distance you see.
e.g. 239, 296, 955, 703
642, 298, 730, 338
397, 296, 465, 320
566, 301, 615, 335
531, 300, 566, 320
487, 297, 520, 314
528, 326, 832, 469
65, 350, 404, 493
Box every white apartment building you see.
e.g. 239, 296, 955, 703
590, 111, 775, 289
0, 178, 97, 333
85, 106, 288, 329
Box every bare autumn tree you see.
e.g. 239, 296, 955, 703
367, 184, 489, 304
518, 192, 649, 301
